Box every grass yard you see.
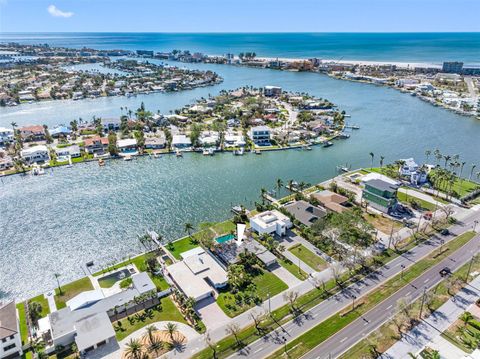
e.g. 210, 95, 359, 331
29, 294, 50, 318
54, 277, 94, 309
442, 318, 480, 353
364, 213, 403, 234
166, 236, 201, 260
217, 269, 288, 317
113, 297, 186, 341
398, 190, 436, 211
288, 243, 328, 271
265, 231, 476, 359
429, 171, 479, 198
148, 272, 170, 291
278, 257, 308, 280
93, 252, 157, 276
16, 302, 28, 344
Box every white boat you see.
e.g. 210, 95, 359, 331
153, 153, 161, 158
30, 165, 45, 176
233, 148, 245, 156
124, 155, 132, 161
202, 148, 210, 156
208, 148, 215, 156
66, 155, 73, 168
176, 150, 183, 157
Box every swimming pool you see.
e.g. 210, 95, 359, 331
215, 234, 235, 244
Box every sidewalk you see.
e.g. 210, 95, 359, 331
381, 275, 480, 359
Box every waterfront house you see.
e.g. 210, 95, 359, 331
19, 125, 45, 142
0, 153, 13, 171
224, 132, 245, 148
49, 126, 71, 138
145, 135, 166, 149
362, 179, 399, 214
83, 137, 109, 155
0, 301, 23, 359
117, 138, 137, 153
248, 126, 271, 146
171, 134, 192, 149
54, 145, 81, 159
311, 190, 350, 213
250, 210, 292, 236
46, 272, 155, 356
263, 86, 282, 97
20, 145, 49, 164
101, 118, 121, 132
398, 158, 419, 176
166, 247, 228, 302
199, 131, 219, 147
284, 200, 327, 227
0, 127, 14, 145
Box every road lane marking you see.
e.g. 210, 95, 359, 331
405, 291, 411, 296
386, 304, 393, 310
340, 337, 348, 343
424, 278, 430, 283
254, 347, 263, 354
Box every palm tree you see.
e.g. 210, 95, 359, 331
425, 149, 431, 163
276, 178, 283, 196
443, 155, 451, 168
469, 164, 477, 180
10, 121, 17, 133
145, 325, 158, 344
184, 223, 194, 237
147, 337, 163, 357
165, 322, 177, 343
260, 187, 267, 204
433, 149, 442, 165
460, 311, 473, 328
380, 156, 385, 168
369, 152, 374, 168
54, 273, 62, 295
124, 338, 143, 359
287, 179, 295, 193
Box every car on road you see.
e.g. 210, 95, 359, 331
439, 267, 452, 277
440, 229, 450, 236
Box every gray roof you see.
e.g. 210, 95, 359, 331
75, 312, 116, 352
244, 239, 277, 266
365, 179, 399, 193
284, 200, 327, 227
131, 272, 156, 294
0, 301, 18, 339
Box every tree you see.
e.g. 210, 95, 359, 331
249, 310, 264, 334
276, 178, 283, 196
369, 152, 374, 168
225, 323, 241, 346
380, 156, 385, 168
165, 322, 177, 343
184, 222, 194, 237
28, 301, 43, 325
283, 290, 299, 312
145, 324, 158, 345
204, 331, 217, 358
107, 131, 119, 156
425, 149, 431, 163
460, 311, 473, 328
124, 338, 143, 359
54, 273, 62, 295
227, 264, 251, 290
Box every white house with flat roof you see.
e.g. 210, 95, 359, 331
166, 248, 228, 302
264, 85, 282, 97
0, 127, 14, 145
249, 210, 292, 236
21, 145, 49, 164
171, 134, 192, 149
398, 158, 419, 176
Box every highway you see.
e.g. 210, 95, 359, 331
227, 210, 480, 359
302, 232, 480, 359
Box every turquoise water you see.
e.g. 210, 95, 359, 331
2, 33, 480, 64
1, 33, 480, 301
216, 234, 235, 244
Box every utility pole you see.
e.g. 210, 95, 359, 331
268, 291, 271, 315
473, 220, 479, 232
351, 294, 357, 311
465, 254, 477, 282
388, 223, 394, 249
400, 264, 405, 280
419, 287, 427, 320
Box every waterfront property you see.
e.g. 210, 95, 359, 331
249, 125, 271, 146
83, 136, 109, 155
19, 125, 45, 142
249, 210, 292, 236
0, 127, 13, 145
165, 247, 228, 302
0, 301, 23, 359
311, 190, 351, 213
284, 200, 327, 227
117, 138, 137, 154
362, 179, 399, 213
20, 144, 49, 164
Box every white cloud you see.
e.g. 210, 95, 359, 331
47, 5, 74, 18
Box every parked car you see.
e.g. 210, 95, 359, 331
440, 228, 450, 236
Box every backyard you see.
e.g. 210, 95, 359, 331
54, 277, 94, 309
288, 243, 328, 271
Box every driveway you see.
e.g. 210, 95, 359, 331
196, 296, 231, 330
269, 263, 302, 288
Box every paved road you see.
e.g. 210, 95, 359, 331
302, 232, 480, 359
226, 210, 480, 359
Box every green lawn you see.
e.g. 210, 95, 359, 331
29, 294, 50, 318
398, 190, 437, 211
113, 297, 186, 341
54, 277, 94, 309
148, 272, 170, 291
217, 269, 288, 317
288, 244, 328, 271
429, 170, 479, 198
93, 252, 156, 276
166, 236, 201, 260
278, 257, 308, 280
16, 302, 28, 344
265, 231, 476, 359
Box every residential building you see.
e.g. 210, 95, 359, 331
83, 137, 109, 155
171, 135, 192, 149
166, 247, 228, 302
263, 85, 282, 97
362, 179, 399, 213
284, 200, 327, 227
117, 138, 137, 153
199, 131, 219, 147
101, 118, 121, 132
224, 133, 245, 148
398, 158, 419, 176
311, 190, 350, 213
250, 210, 292, 236
49, 126, 71, 138
19, 125, 45, 141
0, 154, 13, 171
144, 135, 166, 149
0, 127, 14, 145
442, 61, 463, 74
54, 145, 81, 159
0, 301, 23, 359
20, 145, 49, 164
249, 126, 271, 146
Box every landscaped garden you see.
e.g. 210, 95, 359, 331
113, 297, 187, 341
442, 311, 480, 353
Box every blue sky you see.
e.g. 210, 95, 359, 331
1, 0, 479, 33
